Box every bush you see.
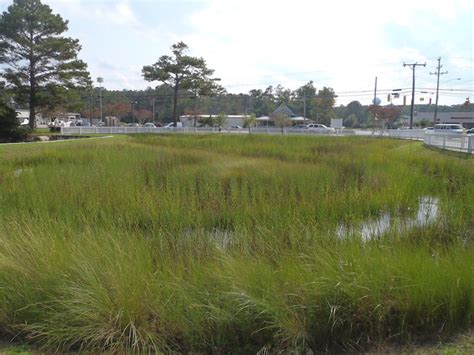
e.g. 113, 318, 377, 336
0, 103, 30, 142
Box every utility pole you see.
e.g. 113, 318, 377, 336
403, 62, 426, 129
430, 57, 447, 126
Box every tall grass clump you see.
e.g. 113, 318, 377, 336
0, 134, 472, 352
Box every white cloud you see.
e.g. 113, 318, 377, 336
3, 0, 470, 104
180, 0, 472, 104
100, 1, 137, 26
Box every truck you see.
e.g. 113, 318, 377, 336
48, 116, 76, 132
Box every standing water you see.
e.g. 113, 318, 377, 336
336, 196, 440, 241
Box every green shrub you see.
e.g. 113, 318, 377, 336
0, 103, 30, 142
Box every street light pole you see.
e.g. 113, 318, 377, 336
131, 101, 137, 124
303, 97, 306, 124
89, 90, 93, 126
97, 77, 104, 123
152, 99, 155, 124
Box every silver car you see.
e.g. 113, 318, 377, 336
306, 123, 335, 134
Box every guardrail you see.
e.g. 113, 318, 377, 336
61, 126, 473, 154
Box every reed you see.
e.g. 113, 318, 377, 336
0, 134, 472, 352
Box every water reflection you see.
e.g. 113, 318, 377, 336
336, 196, 440, 241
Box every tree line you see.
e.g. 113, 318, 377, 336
1, 0, 472, 139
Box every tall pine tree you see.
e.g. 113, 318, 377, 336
142, 42, 219, 127
0, 0, 90, 128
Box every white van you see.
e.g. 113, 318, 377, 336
432, 124, 464, 135
163, 122, 183, 128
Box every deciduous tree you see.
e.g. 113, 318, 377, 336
213, 112, 227, 128
368, 104, 401, 130
314, 87, 336, 125
243, 114, 257, 134
106, 102, 130, 120
272, 112, 291, 134
135, 108, 152, 124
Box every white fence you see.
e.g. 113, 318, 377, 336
387, 129, 473, 154
61, 126, 346, 136
386, 129, 425, 140
61, 126, 473, 154
423, 133, 473, 153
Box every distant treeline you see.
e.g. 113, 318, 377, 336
3, 82, 471, 127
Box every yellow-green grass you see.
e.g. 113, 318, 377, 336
0, 135, 472, 352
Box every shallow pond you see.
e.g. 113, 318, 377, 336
336, 196, 440, 241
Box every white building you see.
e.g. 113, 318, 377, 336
15, 109, 46, 126
180, 114, 249, 127
405, 111, 474, 128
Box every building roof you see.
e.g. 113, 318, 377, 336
273, 102, 296, 117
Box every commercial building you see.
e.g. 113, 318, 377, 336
404, 111, 474, 128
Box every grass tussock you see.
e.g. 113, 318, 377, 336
0, 134, 472, 352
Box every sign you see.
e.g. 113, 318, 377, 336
331, 118, 343, 129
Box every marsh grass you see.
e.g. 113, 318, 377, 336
0, 135, 472, 352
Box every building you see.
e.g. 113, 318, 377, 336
404, 111, 474, 128
257, 103, 308, 126
15, 109, 46, 126
180, 114, 249, 127
180, 103, 310, 128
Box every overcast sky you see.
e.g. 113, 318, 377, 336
1, 0, 473, 105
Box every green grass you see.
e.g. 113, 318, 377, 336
0, 134, 472, 352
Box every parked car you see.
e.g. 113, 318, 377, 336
423, 127, 434, 131
143, 122, 156, 128
292, 125, 308, 129
230, 125, 242, 129
466, 128, 474, 135
163, 122, 183, 128
432, 124, 464, 135
127, 123, 140, 127
306, 123, 335, 133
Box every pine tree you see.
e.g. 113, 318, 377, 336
0, 0, 90, 128
142, 42, 219, 127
